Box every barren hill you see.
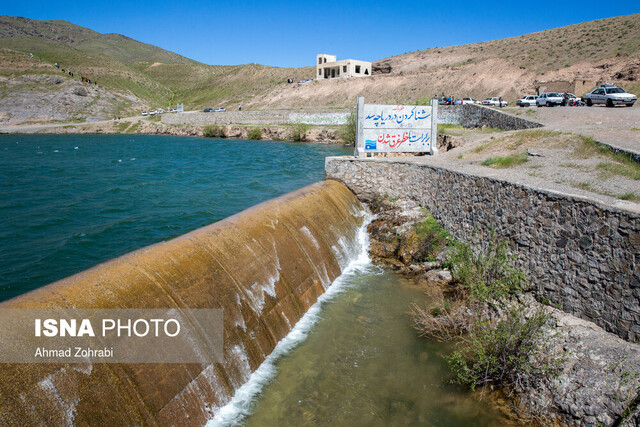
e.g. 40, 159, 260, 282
246, 13, 640, 109
0, 14, 638, 125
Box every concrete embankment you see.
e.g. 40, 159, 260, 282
0, 180, 364, 425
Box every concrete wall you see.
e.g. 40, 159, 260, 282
325, 157, 640, 342
438, 104, 543, 130
163, 104, 538, 130
162, 109, 351, 126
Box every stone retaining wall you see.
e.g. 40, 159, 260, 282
162, 109, 350, 126
325, 157, 640, 342
439, 104, 543, 130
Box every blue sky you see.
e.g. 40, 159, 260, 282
3, 1, 639, 68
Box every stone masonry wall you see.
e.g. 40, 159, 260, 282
325, 157, 640, 341
439, 104, 543, 130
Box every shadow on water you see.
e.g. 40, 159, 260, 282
243, 266, 517, 426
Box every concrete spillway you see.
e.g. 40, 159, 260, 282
0, 180, 365, 425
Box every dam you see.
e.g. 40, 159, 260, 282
0, 134, 520, 425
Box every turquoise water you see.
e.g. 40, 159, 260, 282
0, 134, 350, 301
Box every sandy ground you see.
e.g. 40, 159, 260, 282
509, 105, 640, 155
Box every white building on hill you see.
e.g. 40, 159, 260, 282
316, 54, 371, 79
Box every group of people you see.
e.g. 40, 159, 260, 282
53, 62, 97, 86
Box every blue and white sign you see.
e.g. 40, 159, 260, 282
354, 98, 438, 157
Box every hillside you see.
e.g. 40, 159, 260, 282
246, 13, 640, 109
0, 16, 308, 124
0, 14, 639, 125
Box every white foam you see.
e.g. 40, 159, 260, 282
207, 210, 372, 426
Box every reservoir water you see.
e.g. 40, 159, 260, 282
0, 134, 350, 300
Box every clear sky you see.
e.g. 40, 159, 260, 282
3, 1, 639, 68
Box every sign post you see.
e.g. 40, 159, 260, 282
354, 97, 438, 157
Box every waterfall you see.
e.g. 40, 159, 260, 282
0, 180, 367, 425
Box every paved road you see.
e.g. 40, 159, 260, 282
508, 105, 640, 156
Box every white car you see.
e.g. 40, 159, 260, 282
584, 85, 637, 107
536, 92, 563, 107
482, 97, 508, 107
462, 97, 479, 105
516, 95, 538, 107
157, 109, 164, 114
141, 111, 148, 116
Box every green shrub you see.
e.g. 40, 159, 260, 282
481, 152, 529, 168
290, 122, 310, 142
447, 306, 560, 391
247, 127, 262, 140
203, 125, 226, 138
339, 110, 356, 145
413, 212, 450, 262
448, 236, 525, 302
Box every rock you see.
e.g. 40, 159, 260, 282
423, 261, 441, 271
372, 61, 392, 74
397, 229, 421, 264
72, 87, 88, 97
369, 240, 398, 259
424, 269, 453, 284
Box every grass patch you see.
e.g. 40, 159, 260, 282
203, 125, 226, 138
412, 211, 450, 262
481, 152, 529, 168
573, 135, 610, 158
449, 237, 525, 302
338, 110, 356, 144
290, 122, 310, 142
247, 127, 262, 140
617, 192, 640, 202
125, 121, 141, 133
116, 121, 129, 133
447, 306, 560, 391
597, 160, 640, 180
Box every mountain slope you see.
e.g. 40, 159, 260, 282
0, 14, 638, 126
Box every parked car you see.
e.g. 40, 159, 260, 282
516, 95, 538, 107
462, 97, 479, 105
584, 85, 637, 107
297, 79, 314, 83
141, 111, 148, 116
536, 92, 563, 107
437, 98, 448, 105
214, 107, 226, 112
482, 97, 508, 107
157, 109, 164, 114
204, 108, 214, 112
149, 110, 157, 116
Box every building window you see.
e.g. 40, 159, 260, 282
364, 68, 369, 75
318, 69, 321, 75
318, 58, 322, 64
343, 66, 347, 72
324, 58, 327, 63
355, 65, 361, 73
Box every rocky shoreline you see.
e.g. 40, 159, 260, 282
366, 197, 640, 426
1, 119, 349, 144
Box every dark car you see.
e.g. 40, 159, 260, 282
204, 108, 214, 112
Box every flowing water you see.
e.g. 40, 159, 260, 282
212, 241, 512, 426
0, 134, 350, 300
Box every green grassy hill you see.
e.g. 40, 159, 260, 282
0, 16, 309, 111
